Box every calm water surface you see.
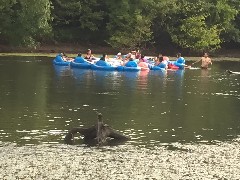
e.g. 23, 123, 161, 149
0, 56, 240, 146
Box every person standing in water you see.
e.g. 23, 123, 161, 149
192, 52, 212, 69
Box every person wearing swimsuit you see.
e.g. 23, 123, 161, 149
192, 52, 212, 69
201, 53, 212, 69
84, 49, 95, 61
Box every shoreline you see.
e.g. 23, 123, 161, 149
0, 52, 239, 61
0, 43, 240, 61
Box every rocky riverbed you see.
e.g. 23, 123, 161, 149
1, 139, 240, 179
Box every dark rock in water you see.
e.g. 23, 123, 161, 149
64, 113, 130, 146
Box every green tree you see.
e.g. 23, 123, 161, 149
0, 0, 240, 51
172, 15, 221, 51
106, 0, 153, 50
153, 0, 240, 52
51, 0, 106, 43
0, 0, 16, 43
0, 0, 52, 47
207, 0, 240, 43
149, 0, 179, 50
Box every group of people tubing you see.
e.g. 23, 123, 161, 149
55, 49, 213, 70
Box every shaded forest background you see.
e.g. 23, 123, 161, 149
0, 0, 240, 55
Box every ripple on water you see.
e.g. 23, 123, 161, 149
0, 140, 240, 179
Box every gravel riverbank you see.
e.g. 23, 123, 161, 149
1, 139, 240, 179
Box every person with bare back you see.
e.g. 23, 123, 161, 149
192, 52, 212, 69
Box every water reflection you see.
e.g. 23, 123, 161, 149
0, 57, 240, 146
137, 70, 149, 94
53, 65, 71, 78
122, 71, 140, 89
123, 71, 140, 79
93, 70, 116, 86
173, 69, 185, 98
72, 68, 90, 79
149, 70, 167, 91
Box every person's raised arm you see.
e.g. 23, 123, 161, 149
192, 58, 202, 65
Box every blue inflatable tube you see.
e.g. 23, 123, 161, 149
53, 59, 70, 66
70, 61, 91, 69
91, 64, 116, 71
173, 57, 185, 69
116, 66, 141, 72
158, 62, 167, 69
150, 66, 166, 71
173, 62, 185, 70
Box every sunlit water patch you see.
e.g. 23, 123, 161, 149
1, 140, 240, 179
0, 57, 240, 146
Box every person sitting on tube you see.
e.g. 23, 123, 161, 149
95, 54, 111, 66
124, 55, 138, 67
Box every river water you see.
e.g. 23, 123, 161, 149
0, 56, 240, 179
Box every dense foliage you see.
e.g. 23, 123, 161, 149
0, 0, 52, 48
0, 0, 239, 52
